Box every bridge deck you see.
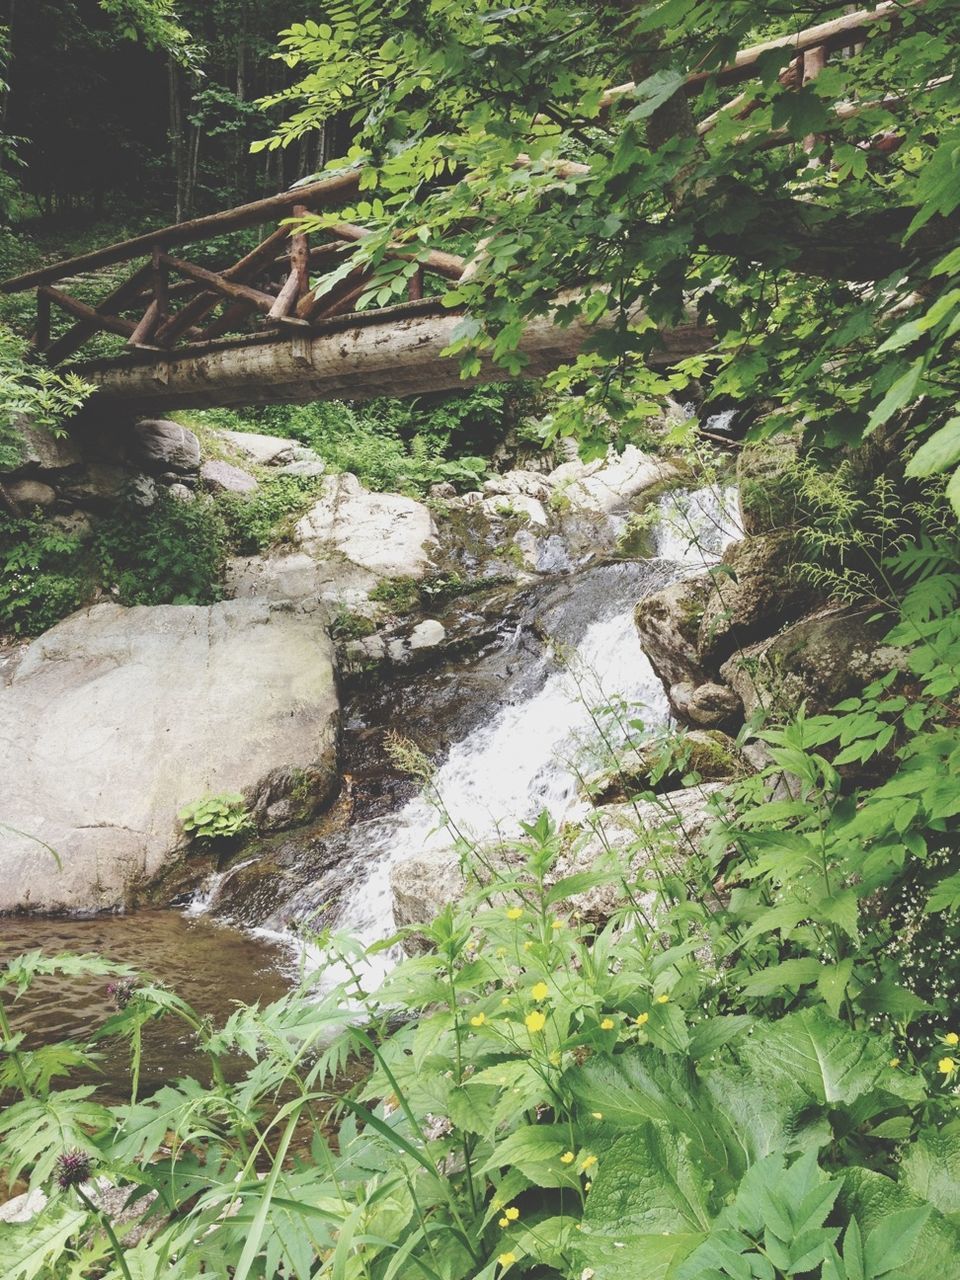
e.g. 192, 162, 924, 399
70, 299, 709, 411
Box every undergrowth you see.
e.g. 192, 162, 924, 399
2, 486, 960, 1277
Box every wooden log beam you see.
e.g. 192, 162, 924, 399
41, 263, 154, 365
32, 288, 51, 351
70, 305, 713, 411
595, 0, 925, 115
1, 168, 364, 293
159, 254, 278, 315
320, 221, 467, 281
196, 298, 258, 343
40, 286, 137, 337
154, 225, 292, 347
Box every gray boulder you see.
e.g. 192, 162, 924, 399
697, 533, 819, 669
7, 478, 57, 509
669, 680, 742, 728
634, 573, 712, 689
547, 446, 681, 514
295, 472, 437, 592
4, 418, 82, 475
0, 600, 340, 913
736, 429, 803, 535
720, 605, 906, 721
225, 552, 325, 609
61, 462, 129, 509
132, 420, 201, 475
219, 429, 296, 467
200, 459, 258, 494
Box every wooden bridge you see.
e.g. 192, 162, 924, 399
0, 1, 928, 413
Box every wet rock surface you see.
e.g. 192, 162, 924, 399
0, 600, 340, 913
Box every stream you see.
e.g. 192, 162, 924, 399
0, 481, 738, 1096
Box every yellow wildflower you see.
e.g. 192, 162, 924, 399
525, 1010, 546, 1033
498, 1217, 509, 1228
591, 1111, 603, 1120
506, 907, 523, 921
523, 941, 533, 951
470, 1013, 486, 1027
498, 1252, 516, 1268
504, 1206, 520, 1221
889, 1058, 900, 1068
551, 917, 564, 929
945, 1032, 960, 1046
585, 1181, 592, 1192
600, 1017, 615, 1031
635, 1012, 649, 1026
938, 1056, 957, 1077
548, 1050, 561, 1065
560, 1151, 575, 1164
531, 981, 549, 1001
655, 994, 670, 1004
581, 1154, 598, 1170
501, 996, 511, 1006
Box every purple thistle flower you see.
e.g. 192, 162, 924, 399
105, 977, 137, 1010
56, 1149, 93, 1190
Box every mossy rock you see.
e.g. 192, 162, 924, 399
736, 429, 803, 535
585, 730, 742, 805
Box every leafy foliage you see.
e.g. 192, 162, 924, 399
178, 792, 253, 845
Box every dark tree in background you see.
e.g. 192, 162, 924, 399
0, 0, 346, 223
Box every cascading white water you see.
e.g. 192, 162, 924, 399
215, 481, 740, 989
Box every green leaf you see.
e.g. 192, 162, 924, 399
900, 1127, 960, 1215
866, 360, 923, 436
478, 1125, 579, 1189
905, 417, 960, 478
841, 1167, 960, 1279
737, 1006, 923, 1106
583, 1122, 712, 1235
626, 70, 685, 121
863, 1205, 931, 1277
0, 1203, 87, 1280
740, 957, 822, 997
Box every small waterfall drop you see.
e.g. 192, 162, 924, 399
199, 482, 740, 989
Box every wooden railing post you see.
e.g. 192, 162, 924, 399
268, 203, 311, 323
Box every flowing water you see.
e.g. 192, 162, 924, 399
0, 479, 740, 1089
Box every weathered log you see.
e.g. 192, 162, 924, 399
154, 225, 292, 347
70, 304, 714, 411
311, 219, 467, 281
597, 0, 924, 111
32, 288, 51, 351
160, 255, 277, 314
128, 298, 163, 347
1, 169, 364, 293
40, 286, 137, 337
41, 263, 154, 365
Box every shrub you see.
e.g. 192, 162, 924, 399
92, 491, 226, 606
178, 792, 252, 845
218, 472, 323, 554
0, 512, 88, 635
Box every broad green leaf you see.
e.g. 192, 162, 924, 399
900, 1126, 960, 1215
840, 1168, 960, 1280
737, 1006, 923, 1106
905, 417, 960, 477
583, 1122, 712, 1235
478, 1125, 579, 1189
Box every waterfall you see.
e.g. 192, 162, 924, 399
202, 483, 740, 990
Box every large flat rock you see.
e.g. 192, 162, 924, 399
0, 600, 340, 913
296, 472, 437, 583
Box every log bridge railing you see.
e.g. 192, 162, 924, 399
3, 171, 463, 368
0, 0, 933, 391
